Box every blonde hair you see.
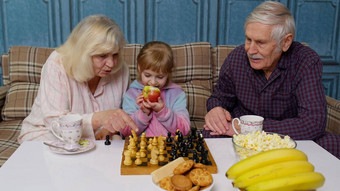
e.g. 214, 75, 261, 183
245, 1, 295, 48
137, 41, 174, 84
56, 15, 126, 82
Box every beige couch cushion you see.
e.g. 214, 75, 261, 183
326, 96, 340, 135
211, 45, 237, 88
1, 46, 54, 120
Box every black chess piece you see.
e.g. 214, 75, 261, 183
104, 135, 111, 145
193, 151, 199, 163
191, 127, 197, 139
166, 132, 172, 142
177, 131, 184, 143
200, 150, 209, 165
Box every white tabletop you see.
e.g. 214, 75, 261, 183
0, 138, 339, 191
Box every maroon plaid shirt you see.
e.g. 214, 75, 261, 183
205, 42, 327, 140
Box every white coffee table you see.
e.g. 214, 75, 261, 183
0, 138, 339, 191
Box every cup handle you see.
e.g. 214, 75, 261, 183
232, 118, 240, 135
50, 121, 64, 142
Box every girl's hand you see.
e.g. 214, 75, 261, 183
137, 93, 151, 115
146, 97, 165, 112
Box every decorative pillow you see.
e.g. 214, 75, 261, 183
1, 54, 10, 86
9, 46, 55, 84
1, 46, 54, 120
2, 82, 39, 120
178, 82, 211, 123
211, 45, 237, 87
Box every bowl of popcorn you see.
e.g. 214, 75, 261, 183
232, 131, 297, 160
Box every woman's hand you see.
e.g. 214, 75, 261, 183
95, 128, 112, 140
92, 109, 139, 134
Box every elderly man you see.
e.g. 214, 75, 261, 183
203, 1, 340, 159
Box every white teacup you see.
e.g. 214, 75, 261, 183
232, 115, 264, 134
51, 114, 83, 149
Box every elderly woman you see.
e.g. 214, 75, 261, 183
18, 15, 138, 143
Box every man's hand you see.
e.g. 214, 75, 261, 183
204, 107, 234, 136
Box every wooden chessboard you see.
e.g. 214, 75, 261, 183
120, 136, 217, 175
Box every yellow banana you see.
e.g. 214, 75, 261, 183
246, 172, 325, 191
226, 148, 308, 179
233, 160, 314, 189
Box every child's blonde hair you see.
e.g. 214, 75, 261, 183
137, 41, 174, 85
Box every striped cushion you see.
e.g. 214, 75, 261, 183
326, 96, 340, 135
0, 120, 22, 167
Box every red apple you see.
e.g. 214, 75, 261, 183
142, 86, 161, 102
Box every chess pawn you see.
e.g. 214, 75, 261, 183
147, 138, 153, 151
135, 152, 142, 165
123, 150, 132, 166
158, 147, 165, 162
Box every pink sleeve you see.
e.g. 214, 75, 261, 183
120, 110, 152, 137
155, 107, 190, 136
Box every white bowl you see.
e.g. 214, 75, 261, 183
232, 131, 297, 160
151, 175, 214, 191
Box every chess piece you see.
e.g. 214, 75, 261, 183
166, 132, 172, 143
131, 130, 138, 142
177, 131, 183, 143
147, 138, 153, 151
128, 136, 137, 158
135, 152, 142, 165
123, 150, 132, 166
191, 127, 197, 139
139, 141, 147, 158
152, 137, 158, 150
150, 148, 159, 165
158, 147, 165, 162
158, 135, 165, 150
104, 135, 111, 145
141, 132, 147, 143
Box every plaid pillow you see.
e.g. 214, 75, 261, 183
2, 82, 40, 120
211, 45, 237, 87
1, 54, 10, 86
9, 46, 55, 84
1, 46, 54, 120
326, 96, 340, 135
121, 44, 143, 82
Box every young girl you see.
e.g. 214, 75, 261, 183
121, 41, 190, 137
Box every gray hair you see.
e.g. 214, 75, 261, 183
245, 1, 295, 47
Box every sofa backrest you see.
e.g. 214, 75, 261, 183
1, 43, 231, 129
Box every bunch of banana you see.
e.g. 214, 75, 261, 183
226, 148, 325, 190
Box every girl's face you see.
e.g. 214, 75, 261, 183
140, 69, 168, 89
92, 48, 119, 78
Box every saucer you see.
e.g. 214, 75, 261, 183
47, 139, 95, 155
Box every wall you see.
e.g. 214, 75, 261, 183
0, 0, 339, 99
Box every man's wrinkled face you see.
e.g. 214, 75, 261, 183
244, 22, 283, 77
